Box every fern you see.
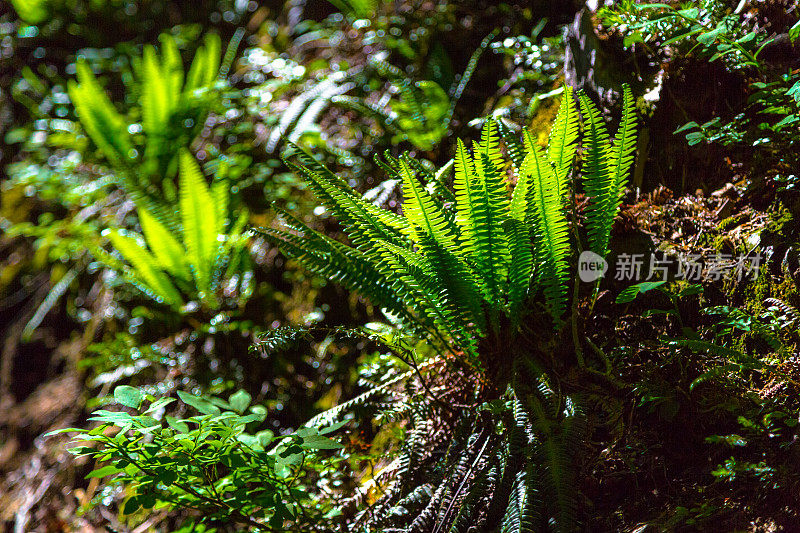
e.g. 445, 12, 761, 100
263, 91, 637, 363
468, 121, 511, 309
526, 142, 571, 320
266, 72, 353, 153
179, 150, 219, 296
547, 86, 580, 202
581, 84, 637, 259
68, 32, 224, 197
269, 91, 638, 533
68, 61, 135, 166
94, 153, 247, 311
104, 229, 183, 307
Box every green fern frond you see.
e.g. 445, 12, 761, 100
140, 44, 170, 141
68, 61, 134, 165
433, 159, 457, 203
289, 143, 408, 234
453, 139, 479, 248
105, 230, 182, 307
257, 213, 413, 324
505, 218, 534, 318
468, 121, 511, 306
416, 235, 486, 344
547, 86, 579, 202
266, 73, 351, 152
211, 178, 229, 237
69, 31, 223, 191
578, 91, 613, 258
138, 208, 189, 281
527, 144, 570, 320
400, 160, 457, 249
178, 151, 218, 296
604, 84, 637, 235
474, 118, 506, 171
374, 239, 470, 349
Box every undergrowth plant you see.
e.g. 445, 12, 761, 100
49, 385, 344, 531
600, 2, 800, 181
93, 151, 250, 312
258, 85, 637, 386
69, 32, 224, 200
255, 85, 638, 530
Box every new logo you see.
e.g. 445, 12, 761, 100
578, 251, 608, 282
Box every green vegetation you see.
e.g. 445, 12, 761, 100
2, 1, 800, 531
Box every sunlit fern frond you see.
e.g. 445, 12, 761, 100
547, 86, 580, 203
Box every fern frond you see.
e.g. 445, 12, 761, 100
186, 33, 221, 92
469, 120, 511, 306
416, 235, 486, 344
400, 160, 457, 249
453, 139, 479, 248
302, 366, 417, 428
527, 145, 570, 320
504, 219, 534, 316
528, 388, 583, 532
446, 464, 491, 533
547, 86, 579, 202
158, 34, 184, 104
374, 239, 471, 352
138, 208, 189, 281
68, 61, 133, 165
474, 118, 505, 171
178, 151, 218, 296
140, 44, 170, 140
604, 84, 637, 236
579, 91, 613, 258
256, 213, 415, 325
289, 143, 408, 234
105, 230, 182, 307
266, 72, 349, 152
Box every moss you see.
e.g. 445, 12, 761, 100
760, 207, 799, 249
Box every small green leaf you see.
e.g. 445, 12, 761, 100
177, 391, 221, 415
86, 465, 122, 478
229, 390, 252, 414
114, 385, 144, 409
165, 416, 190, 434
299, 433, 344, 450
318, 419, 348, 435
616, 281, 667, 303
